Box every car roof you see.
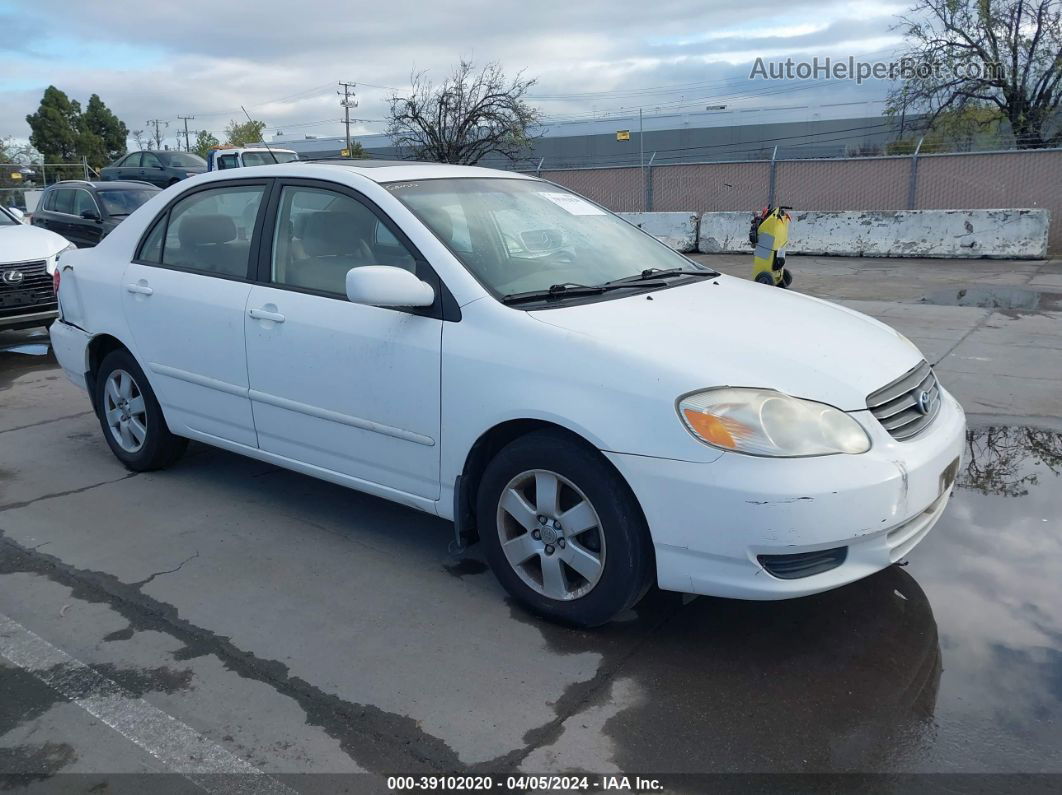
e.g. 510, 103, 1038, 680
93, 181, 161, 190
292, 159, 536, 183
49, 180, 159, 191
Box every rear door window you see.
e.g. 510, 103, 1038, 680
53, 189, 75, 215
159, 185, 266, 278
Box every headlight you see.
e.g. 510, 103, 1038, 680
678, 388, 871, 457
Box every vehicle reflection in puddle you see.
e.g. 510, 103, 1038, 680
513, 424, 1061, 773
0, 332, 55, 392
0, 330, 51, 357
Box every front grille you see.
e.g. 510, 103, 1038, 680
757, 546, 848, 579
0, 260, 55, 319
866, 360, 941, 441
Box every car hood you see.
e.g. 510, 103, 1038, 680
528, 274, 924, 412
0, 224, 69, 265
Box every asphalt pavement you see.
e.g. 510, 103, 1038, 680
1, 254, 1060, 792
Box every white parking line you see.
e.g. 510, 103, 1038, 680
0, 612, 295, 794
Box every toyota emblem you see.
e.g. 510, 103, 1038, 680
1, 270, 24, 285
916, 390, 931, 415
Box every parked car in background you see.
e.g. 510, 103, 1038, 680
0, 203, 71, 330
206, 146, 298, 171
32, 181, 160, 248
48, 161, 966, 627
100, 151, 206, 187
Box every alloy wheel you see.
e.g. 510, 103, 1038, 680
495, 469, 606, 601
103, 369, 148, 453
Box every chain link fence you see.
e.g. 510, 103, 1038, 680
1, 158, 97, 212
531, 148, 1062, 252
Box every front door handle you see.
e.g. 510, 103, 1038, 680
126, 282, 153, 295
249, 307, 286, 323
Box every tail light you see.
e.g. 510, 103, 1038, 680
52, 266, 61, 295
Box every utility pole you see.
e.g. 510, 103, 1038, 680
639, 107, 644, 171
177, 115, 195, 152
145, 119, 169, 150
338, 81, 358, 158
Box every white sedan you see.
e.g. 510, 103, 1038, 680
1, 204, 73, 331
49, 161, 966, 626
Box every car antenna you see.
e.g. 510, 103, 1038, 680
241, 105, 280, 164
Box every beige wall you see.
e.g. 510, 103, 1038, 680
537, 149, 1062, 253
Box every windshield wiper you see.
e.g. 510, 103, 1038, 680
605, 267, 717, 285
502, 280, 668, 305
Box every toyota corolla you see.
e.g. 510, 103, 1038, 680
48, 161, 965, 626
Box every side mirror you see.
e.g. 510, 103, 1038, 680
345, 266, 435, 308
80, 209, 101, 222
6, 207, 24, 222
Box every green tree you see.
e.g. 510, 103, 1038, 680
193, 129, 220, 159
343, 139, 366, 158
224, 119, 267, 147
888, 106, 1007, 153
25, 86, 81, 164
81, 94, 128, 166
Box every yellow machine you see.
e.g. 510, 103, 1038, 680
749, 205, 793, 287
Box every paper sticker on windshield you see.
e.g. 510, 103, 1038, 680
540, 192, 606, 215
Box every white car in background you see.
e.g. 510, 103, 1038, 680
48, 161, 966, 626
0, 203, 73, 331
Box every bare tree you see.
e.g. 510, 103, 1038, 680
387, 60, 541, 164
131, 129, 152, 150
888, 0, 1062, 148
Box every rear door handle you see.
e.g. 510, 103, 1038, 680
249, 307, 286, 323
126, 283, 153, 295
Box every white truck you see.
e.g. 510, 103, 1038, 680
205, 146, 299, 172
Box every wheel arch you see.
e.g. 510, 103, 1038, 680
453, 419, 649, 553
85, 333, 135, 412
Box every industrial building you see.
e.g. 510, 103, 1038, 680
270, 100, 905, 169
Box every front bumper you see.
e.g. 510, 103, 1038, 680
607, 387, 966, 599
0, 308, 58, 331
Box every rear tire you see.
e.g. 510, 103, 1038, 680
477, 430, 654, 627
754, 272, 775, 286
94, 349, 187, 471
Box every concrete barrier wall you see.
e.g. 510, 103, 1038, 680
618, 212, 699, 253
696, 209, 1050, 259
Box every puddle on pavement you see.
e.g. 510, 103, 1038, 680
0, 331, 56, 391
514, 424, 1062, 773
921, 285, 1062, 311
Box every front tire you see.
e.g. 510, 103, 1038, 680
477, 430, 654, 627
94, 349, 187, 471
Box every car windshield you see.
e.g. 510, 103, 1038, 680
241, 151, 298, 166
0, 207, 17, 226
159, 152, 206, 168
98, 188, 158, 217
386, 178, 709, 301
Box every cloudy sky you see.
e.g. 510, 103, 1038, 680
1, 0, 910, 150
